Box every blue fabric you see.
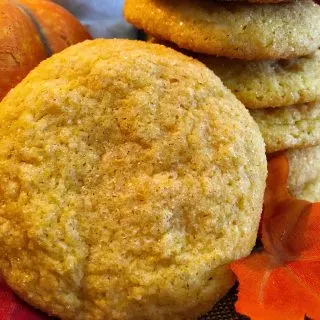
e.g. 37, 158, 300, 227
52, 0, 137, 39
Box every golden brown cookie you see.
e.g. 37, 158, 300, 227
251, 101, 320, 153
285, 146, 320, 202
124, 0, 320, 60
0, 39, 266, 320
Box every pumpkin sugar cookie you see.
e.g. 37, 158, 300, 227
198, 50, 320, 109
0, 39, 266, 320
284, 146, 320, 202
124, 0, 320, 60
148, 37, 320, 109
251, 101, 320, 153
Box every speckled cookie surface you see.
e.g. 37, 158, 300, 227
285, 146, 320, 202
124, 0, 320, 60
198, 51, 320, 109
0, 39, 266, 320
251, 101, 320, 153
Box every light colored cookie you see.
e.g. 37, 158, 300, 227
124, 0, 320, 60
0, 39, 266, 320
251, 101, 320, 153
285, 146, 320, 202
198, 51, 320, 109
148, 37, 320, 109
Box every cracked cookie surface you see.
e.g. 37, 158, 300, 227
0, 39, 266, 320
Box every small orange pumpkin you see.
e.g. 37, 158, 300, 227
0, 0, 91, 100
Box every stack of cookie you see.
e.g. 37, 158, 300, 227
124, 0, 320, 201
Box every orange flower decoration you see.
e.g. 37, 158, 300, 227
231, 155, 320, 320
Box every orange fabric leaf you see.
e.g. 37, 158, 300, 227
231, 155, 320, 320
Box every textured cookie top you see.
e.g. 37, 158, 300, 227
199, 51, 320, 109
251, 101, 320, 153
0, 39, 266, 320
124, 0, 320, 60
285, 146, 320, 202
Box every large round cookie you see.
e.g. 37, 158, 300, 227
0, 39, 266, 320
124, 0, 320, 60
284, 146, 320, 202
251, 101, 320, 153
198, 51, 320, 109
